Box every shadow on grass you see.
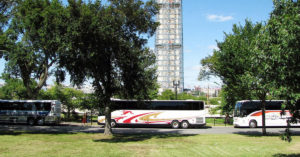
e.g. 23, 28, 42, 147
0, 130, 77, 136
104, 124, 211, 129
273, 154, 300, 157
0, 123, 91, 136
233, 130, 300, 137
0, 123, 209, 136
93, 133, 196, 143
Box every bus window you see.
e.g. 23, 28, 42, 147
234, 102, 240, 117
20, 103, 34, 111
0, 102, 10, 110
265, 101, 283, 110
36, 103, 51, 111
240, 102, 260, 117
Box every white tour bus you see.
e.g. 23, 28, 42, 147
0, 100, 61, 125
233, 100, 300, 128
98, 99, 206, 128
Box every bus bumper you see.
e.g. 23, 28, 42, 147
97, 122, 105, 125
191, 123, 206, 128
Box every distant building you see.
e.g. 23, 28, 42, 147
193, 86, 221, 97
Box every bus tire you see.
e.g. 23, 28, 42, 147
249, 120, 257, 128
171, 120, 180, 129
37, 118, 44, 125
27, 118, 35, 126
111, 120, 117, 128
181, 120, 190, 129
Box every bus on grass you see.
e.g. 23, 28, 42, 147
233, 100, 300, 128
0, 100, 61, 125
98, 99, 206, 129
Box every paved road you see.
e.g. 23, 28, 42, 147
1, 123, 300, 135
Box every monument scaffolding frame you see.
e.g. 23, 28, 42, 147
155, 0, 184, 93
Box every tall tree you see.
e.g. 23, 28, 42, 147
199, 20, 277, 135
199, 20, 262, 115
2, 0, 66, 99
260, 0, 300, 137
60, 0, 159, 135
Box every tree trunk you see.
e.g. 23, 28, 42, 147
67, 106, 70, 121
104, 105, 112, 135
262, 99, 267, 135
90, 110, 93, 125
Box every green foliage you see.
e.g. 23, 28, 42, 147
42, 83, 85, 120
200, 0, 300, 136
0, 0, 16, 58
157, 89, 175, 100
1, 0, 66, 99
209, 97, 221, 105
261, 0, 300, 123
200, 20, 263, 114
79, 93, 99, 113
0, 74, 27, 99
57, 0, 159, 134
157, 89, 209, 103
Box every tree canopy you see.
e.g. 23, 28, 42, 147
58, 0, 159, 135
1, 0, 66, 99
199, 0, 300, 136
262, 0, 300, 124
199, 20, 263, 114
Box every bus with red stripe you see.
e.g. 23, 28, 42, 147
98, 100, 206, 128
233, 100, 300, 128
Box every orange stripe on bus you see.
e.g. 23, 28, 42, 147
251, 111, 283, 116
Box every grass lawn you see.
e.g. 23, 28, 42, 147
0, 132, 299, 157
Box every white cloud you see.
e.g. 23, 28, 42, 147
208, 45, 219, 51
207, 14, 233, 22
191, 65, 202, 71
184, 49, 192, 53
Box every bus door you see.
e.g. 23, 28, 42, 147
9, 103, 18, 123
21, 103, 36, 123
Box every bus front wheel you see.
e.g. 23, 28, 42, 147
249, 120, 257, 128
171, 120, 180, 129
27, 118, 35, 126
37, 118, 45, 125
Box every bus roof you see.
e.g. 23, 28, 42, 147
0, 100, 60, 103
236, 100, 284, 103
111, 99, 204, 102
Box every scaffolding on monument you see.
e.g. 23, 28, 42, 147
155, 0, 184, 93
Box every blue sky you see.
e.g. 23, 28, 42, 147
149, 0, 274, 89
0, 0, 274, 89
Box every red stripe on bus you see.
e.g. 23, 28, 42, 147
123, 112, 153, 123
114, 116, 127, 122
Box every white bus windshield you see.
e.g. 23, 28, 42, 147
234, 100, 284, 117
